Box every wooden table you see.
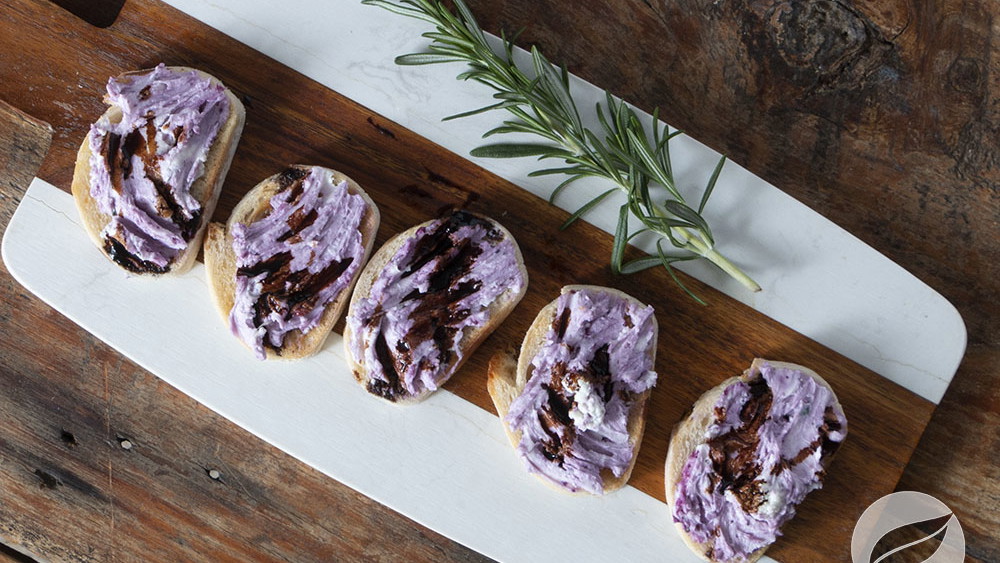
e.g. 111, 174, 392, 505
0, 0, 996, 561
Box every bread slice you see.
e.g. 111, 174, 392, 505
344, 212, 528, 404
71, 65, 245, 275
664, 358, 847, 563
203, 165, 380, 360
487, 285, 658, 495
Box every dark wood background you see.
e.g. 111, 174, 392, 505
0, 0, 996, 561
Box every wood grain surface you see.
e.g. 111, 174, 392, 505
0, 0, 994, 562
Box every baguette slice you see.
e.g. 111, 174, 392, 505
488, 285, 658, 495
344, 211, 527, 404
204, 165, 380, 360
665, 358, 848, 563
72, 65, 245, 275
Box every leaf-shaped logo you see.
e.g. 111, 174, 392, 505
851, 492, 965, 563
869, 512, 952, 562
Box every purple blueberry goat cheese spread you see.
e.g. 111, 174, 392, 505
230, 167, 368, 360
672, 362, 847, 562
88, 64, 231, 273
506, 288, 657, 495
347, 211, 524, 401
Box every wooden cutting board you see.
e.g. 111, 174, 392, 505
0, 0, 937, 560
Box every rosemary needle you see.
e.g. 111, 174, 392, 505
362, 0, 761, 300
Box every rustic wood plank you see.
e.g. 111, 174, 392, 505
0, 100, 52, 563
0, 101, 51, 228
0, 0, 965, 561
464, 0, 999, 559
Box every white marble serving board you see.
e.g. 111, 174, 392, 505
2, 0, 967, 561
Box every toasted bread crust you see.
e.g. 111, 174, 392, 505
487, 284, 657, 495
203, 165, 380, 360
345, 213, 528, 404
71, 66, 245, 275
664, 359, 846, 563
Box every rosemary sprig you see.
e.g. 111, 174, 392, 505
362, 0, 761, 299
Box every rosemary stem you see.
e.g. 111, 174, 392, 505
632, 185, 762, 293
673, 226, 762, 292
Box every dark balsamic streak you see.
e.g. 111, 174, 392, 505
368, 333, 405, 401
278, 166, 309, 192
704, 375, 844, 519
278, 208, 318, 243
238, 167, 354, 354
535, 341, 616, 466
365, 211, 497, 400
706, 376, 771, 513
591, 345, 614, 402
553, 306, 571, 340
538, 383, 574, 465
100, 117, 199, 272
104, 237, 168, 274
103, 132, 121, 193
118, 128, 140, 180
241, 253, 353, 347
